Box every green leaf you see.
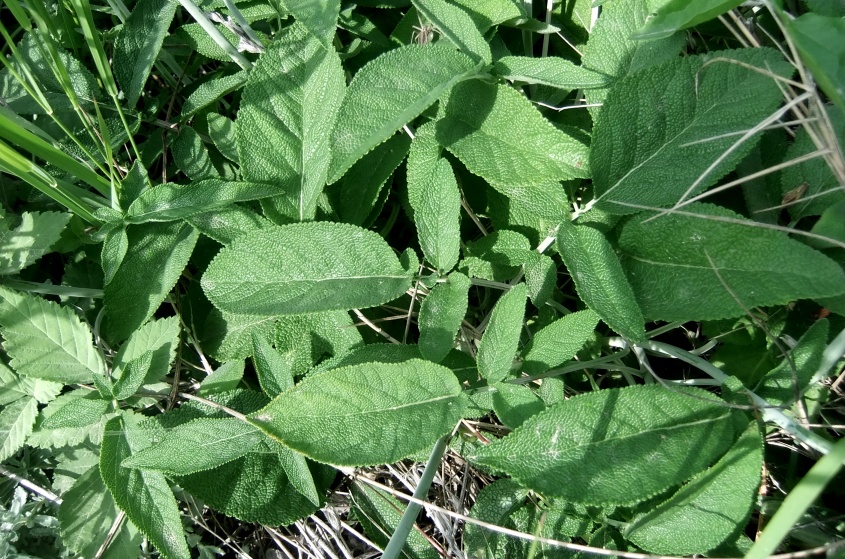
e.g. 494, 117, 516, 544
557, 220, 645, 341
41, 393, 110, 429
590, 48, 791, 214
463, 478, 530, 559
280, 0, 340, 47
252, 333, 294, 398
185, 204, 270, 245
472, 385, 738, 506
200, 360, 245, 395
0, 396, 37, 461
249, 359, 464, 465
632, 0, 744, 40
0, 211, 70, 275
418, 271, 471, 362
477, 284, 527, 383
625, 422, 763, 555
523, 253, 556, 307
203, 309, 278, 361
114, 0, 178, 108
437, 81, 588, 188
807, 200, 845, 249
101, 225, 128, 286
0, 362, 62, 406
104, 221, 199, 343
273, 310, 363, 375
0, 287, 105, 383
237, 23, 345, 221
202, 222, 413, 315
126, 180, 280, 224
329, 45, 479, 183
617, 203, 845, 321
277, 444, 321, 507
785, 13, 845, 114
756, 319, 829, 406
493, 56, 610, 90
181, 71, 248, 118
413, 0, 491, 63
407, 121, 461, 272
450, 0, 523, 31
122, 418, 264, 475
171, 125, 219, 181
112, 316, 180, 400
492, 383, 544, 429
100, 414, 190, 559
206, 112, 239, 164
522, 309, 600, 375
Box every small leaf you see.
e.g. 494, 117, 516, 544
277, 444, 321, 507
464, 479, 530, 559
249, 359, 464, 466
329, 45, 479, 183
200, 360, 245, 395
557, 220, 645, 341
418, 272, 471, 362
280, 0, 340, 47
0, 211, 70, 275
112, 316, 180, 400
522, 309, 600, 375
101, 225, 128, 286
494, 56, 609, 89
406, 122, 461, 272
632, 0, 744, 40
625, 422, 763, 555
0, 396, 37, 461
207, 112, 239, 164
477, 284, 527, 383
181, 71, 247, 118
413, 0, 491, 63
252, 333, 294, 398
171, 125, 219, 181
492, 383, 544, 429
42, 393, 110, 429
185, 205, 270, 245
618, 203, 845, 321
523, 253, 556, 307
112, 351, 153, 401
756, 319, 829, 406
472, 385, 738, 506
437, 81, 588, 187
784, 13, 845, 114
0, 287, 105, 383
202, 222, 413, 315
122, 418, 264, 475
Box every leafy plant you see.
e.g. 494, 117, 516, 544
0, 0, 844, 557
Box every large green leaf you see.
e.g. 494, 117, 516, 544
477, 284, 527, 383
625, 422, 763, 555
418, 271, 471, 362
0, 211, 70, 275
202, 222, 413, 315
618, 203, 845, 320
279, 0, 340, 47
590, 48, 791, 214
249, 359, 464, 465
406, 121, 461, 272
171, 125, 219, 181
493, 56, 609, 90
472, 385, 738, 505
180, 71, 247, 118
252, 333, 294, 398
557, 220, 645, 341
437, 81, 588, 187
0, 396, 37, 461
413, 0, 491, 63
632, 0, 744, 40
0, 287, 105, 383
328, 45, 479, 183
785, 13, 845, 114
237, 23, 345, 222
104, 221, 198, 343
100, 414, 190, 559
522, 309, 600, 375
463, 479, 531, 559
185, 205, 270, 245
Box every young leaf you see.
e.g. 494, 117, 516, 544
0, 287, 105, 383
122, 418, 264, 475
418, 271, 471, 362
523, 253, 555, 307
328, 45, 479, 183
625, 422, 763, 555
104, 221, 198, 343
472, 385, 738, 506
171, 125, 219, 181
207, 112, 239, 164
477, 284, 527, 383
618, 203, 845, 321
100, 414, 190, 559
112, 351, 153, 401
0, 396, 37, 461
237, 23, 345, 222
202, 222, 413, 315
252, 333, 294, 398
590, 48, 791, 213
279, 0, 340, 47
200, 360, 245, 395
113, 0, 178, 108
181, 71, 247, 118
557, 220, 645, 342
632, 0, 744, 40
185, 205, 270, 245
249, 359, 464, 465
101, 225, 128, 286
437, 81, 589, 187
493, 56, 610, 90
492, 383, 544, 429
756, 319, 829, 406
112, 316, 180, 400
406, 122, 461, 272
0, 211, 70, 275
522, 309, 600, 375
42, 393, 110, 429
449, 0, 523, 31
276, 444, 321, 507
126, 180, 280, 224
413, 0, 492, 63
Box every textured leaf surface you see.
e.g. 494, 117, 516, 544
473, 385, 737, 505
181, 71, 247, 118
494, 56, 609, 89
41, 394, 110, 429
618, 204, 845, 320
329, 45, 478, 182
0, 211, 70, 275
786, 13, 845, 114
492, 383, 544, 430
0, 362, 61, 406
0, 287, 105, 383
590, 48, 791, 213
557, 220, 645, 341
522, 309, 599, 375
277, 443, 321, 506
114, 0, 177, 108
632, 0, 743, 40
112, 317, 180, 400
756, 319, 828, 406
0, 396, 36, 461
419, 272, 471, 362
171, 125, 219, 181
207, 112, 238, 163
477, 284, 527, 383
249, 359, 464, 465
100, 414, 189, 559
200, 360, 245, 395
437, 81, 588, 187
104, 221, 198, 343
625, 422, 762, 555
203, 222, 412, 315
406, 122, 461, 272
413, 0, 491, 63
126, 180, 280, 223
252, 333, 294, 398
464, 479, 530, 559
186, 205, 270, 245
238, 23, 345, 221
280, 0, 340, 46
